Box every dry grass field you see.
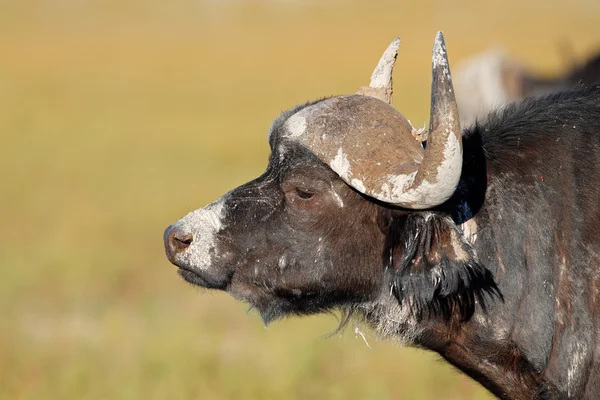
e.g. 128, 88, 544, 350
1, 1, 599, 399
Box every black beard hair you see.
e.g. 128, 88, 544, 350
384, 213, 502, 321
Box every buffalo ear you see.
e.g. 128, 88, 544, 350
386, 214, 499, 320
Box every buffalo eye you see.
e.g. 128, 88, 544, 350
281, 170, 331, 210
294, 188, 314, 200
285, 186, 318, 205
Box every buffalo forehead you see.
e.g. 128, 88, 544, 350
282, 94, 423, 192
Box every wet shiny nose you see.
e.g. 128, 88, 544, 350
164, 225, 193, 262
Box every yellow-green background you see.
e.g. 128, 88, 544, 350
2, 1, 599, 399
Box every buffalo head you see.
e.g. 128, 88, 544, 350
164, 32, 496, 329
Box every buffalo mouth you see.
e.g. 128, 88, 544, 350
177, 267, 229, 290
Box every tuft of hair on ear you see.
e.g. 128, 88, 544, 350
384, 213, 501, 321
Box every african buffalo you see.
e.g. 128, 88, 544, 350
164, 32, 600, 399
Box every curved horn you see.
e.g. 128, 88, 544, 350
356, 38, 400, 104
383, 31, 463, 209
281, 32, 461, 210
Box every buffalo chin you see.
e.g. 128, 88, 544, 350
256, 301, 329, 327
253, 291, 368, 326
177, 268, 228, 290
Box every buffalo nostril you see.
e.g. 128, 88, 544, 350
165, 226, 194, 260
173, 232, 193, 249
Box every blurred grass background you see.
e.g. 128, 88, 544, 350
1, 0, 599, 399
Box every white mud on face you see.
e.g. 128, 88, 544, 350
173, 198, 225, 270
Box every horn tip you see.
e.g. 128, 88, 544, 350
435, 31, 445, 42
387, 38, 401, 57
382, 37, 401, 60
367, 37, 401, 91
432, 31, 449, 69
